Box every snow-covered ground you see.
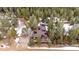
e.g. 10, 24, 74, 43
0, 44, 10, 48
16, 18, 26, 36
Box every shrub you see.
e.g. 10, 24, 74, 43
7, 27, 16, 38
69, 28, 79, 42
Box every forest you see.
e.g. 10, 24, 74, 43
0, 7, 79, 48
